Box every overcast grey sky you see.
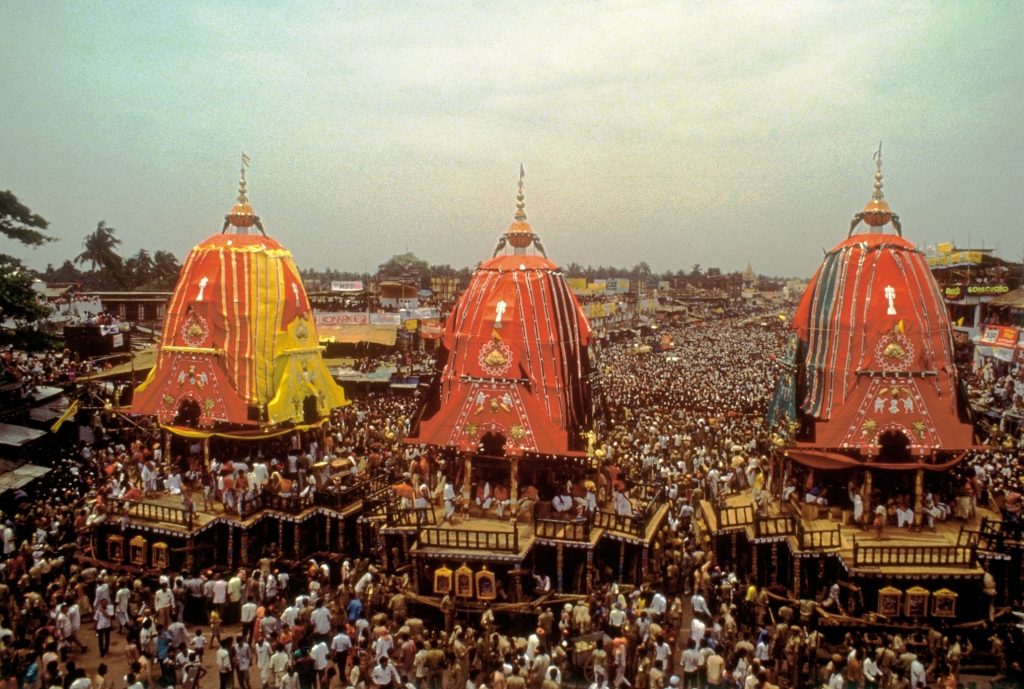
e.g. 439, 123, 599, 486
2, 1, 1022, 278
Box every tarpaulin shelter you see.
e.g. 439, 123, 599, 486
0, 457, 50, 495
409, 170, 594, 457
774, 150, 975, 468
132, 162, 348, 430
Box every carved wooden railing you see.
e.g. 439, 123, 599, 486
629, 482, 665, 505
417, 527, 520, 552
713, 502, 755, 530
853, 540, 977, 568
955, 517, 1011, 555
593, 509, 646, 539
384, 501, 438, 528
315, 472, 392, 511
796, 521, 842, 550
753, 513, 796, 539
535, 516, 591, 542
107, 499, 192, 528
238, 491, 314, 517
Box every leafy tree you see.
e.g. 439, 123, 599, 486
42, 260, 85, 284
429, 263, 459, 278
0, 191, 54, 348
377, 252, 428, 277
631, 261, 652, 279
1, 190, 52, 246
75, 221, 124, 275
564, 262, 584, 277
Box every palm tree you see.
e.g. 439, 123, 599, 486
76, 221, 124, 275
124, 249, 155, 286
153, 250, 182, 289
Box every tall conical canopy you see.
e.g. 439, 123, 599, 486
777, 151, 974, 469
132, 159, 348, 430
409, 169, 594, 456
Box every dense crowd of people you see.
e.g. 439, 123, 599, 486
1, 348, 99, 397
0, 301, 1020, 689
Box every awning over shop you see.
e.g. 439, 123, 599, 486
28, 385, 64, 403
974, 325, 1023, 362
0, 423, 47, 448
29, 397, 69, 424
0, 459, 51, 495
986, 288, 1024, 308
318, 324, 398, 346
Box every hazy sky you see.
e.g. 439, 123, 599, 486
2, 1, 1022, 279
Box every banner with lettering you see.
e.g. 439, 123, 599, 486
420, 318, 443, 339
315, 312, 369, 326
330, 280, 364, 292
369, 313, 401, 325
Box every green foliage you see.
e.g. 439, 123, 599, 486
377, 252, 429, 277
124, 248, 155, 285
0, 191, 56, 348
75, 221, 126, 288
42, 260, 86, 284
151, 250, 181, 290
0, 190, 52, 246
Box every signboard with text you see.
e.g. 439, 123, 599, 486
980, 325, 1020, 348
330, 280, 364, 292
943, 284, 1009, 300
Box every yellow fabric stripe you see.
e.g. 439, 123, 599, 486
220, 247, 234, 397
247, 248, 276, 408
188, 245, 294, 258
240, 247, 252, 402
161, 346, 224, 355
159, 418, 326, 440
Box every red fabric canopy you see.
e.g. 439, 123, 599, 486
791, 231, 975, 456
409, 253, 593, 457
133, 231, 347, 427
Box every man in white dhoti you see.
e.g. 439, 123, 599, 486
614, 488, 633, 517
896, 501, 914, 528
443, 479, 457, 523
414, 483, 430, 511
475, 481, 493, 511
252, 461, 269, 493
492, 482, 511, 518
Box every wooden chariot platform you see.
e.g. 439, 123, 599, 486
697, 490, 1021, 623
84, 474, 392, 575
83, 474, 671, 603
372, 483, 671, 599
699, 492, 993, 579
